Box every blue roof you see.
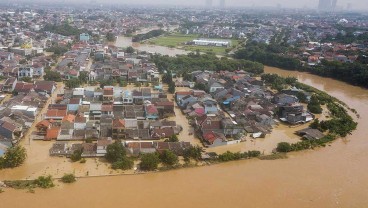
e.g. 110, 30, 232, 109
223, 96, 241, 105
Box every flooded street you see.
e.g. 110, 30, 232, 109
1, 65, 368, 207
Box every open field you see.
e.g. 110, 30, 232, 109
148, 33, 199, 47
148, 33, 240, 55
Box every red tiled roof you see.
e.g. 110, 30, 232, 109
45, 127, 60, 140
46, 109, 67, 118
146, 104, 158, 114
62, 114, 75, 123
112, 119, 125, 128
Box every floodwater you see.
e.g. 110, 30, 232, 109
1, 65, 368, 207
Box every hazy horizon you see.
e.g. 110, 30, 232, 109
9, 0, 368, 10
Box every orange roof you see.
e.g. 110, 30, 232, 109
36, 120, 50, 128
62, 114, 76, 123
45, 127, 60, 140
113, 119, 125, 128
46, 109, 67, 118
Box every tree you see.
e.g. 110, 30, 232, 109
106, 32, 116, 42
0, 146, 27, 169
105, 140, 126, 163
164, 134, 179, 142
308, 95, 322, 114
183, 145, 202, 161
44, 70, 62, 82
140, 153, 160, 171
168, 81, 175, 94
193, 83, 206, 91
111, 157, 134, 170
61, 173, 76, 183
296, 91, 308, 103
159, 150, 179, 166
276, 142, 292, 153
126, 46, 135, 53
162, 71, 173, 84
65, 78, 81, 88
70, 149, 82, 162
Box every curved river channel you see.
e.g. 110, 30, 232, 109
1, 40, 368, 207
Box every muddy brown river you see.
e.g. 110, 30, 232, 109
1, 65, 367, 207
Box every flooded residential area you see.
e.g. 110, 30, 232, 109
1, 2, 368, 208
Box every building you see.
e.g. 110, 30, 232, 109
18, 66, 34, 78
80, 33, 90, 42
193, 39, 231, 47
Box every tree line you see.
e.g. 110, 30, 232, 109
132, 29, 165, 42
235, 41, 368, 88
153, 52, 264, 75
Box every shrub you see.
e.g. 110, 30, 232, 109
61, 174, 76, 183
276, 142, 292, 153
111, 157, 134, 170
34, 175, 54, 188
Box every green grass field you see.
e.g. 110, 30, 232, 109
149, 33, 241, 55
148, 33, 199, 48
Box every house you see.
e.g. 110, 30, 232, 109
273, 94, 299, 106
279, 104, 313, 124
96, 138, 113, 156
145, 104, 159, 120
151, 127, 175, 139
13, 82, 34, 94
100, 115, 113, 137
125, 141, 156, 156
45, 127, 60, 141
202, 131, 228, 147
155, 102, 175, 117
18, 66, 34, 78
221, 118, 244, 137
67, 98, 81, 112
200, 97, 218, 114
103, 87, 114, 102
49, 142, 69, 156
175, 91, 192, 101
296, 128, 324, 140
0, 120, 23, 144
209, 82, 224, 93
2, 78, 17, 92
34, 81, 56, 94
32, 63, 44, 77
81, 143, 97, 157
36, 120, 52, 135
74, 116, 87, 130
196, 115, 223, 135
178, 95, 197, 108
122, 90, 133, 104
112, 118, 125, 139
45, 109, 67, 120
89, 102, 102, 120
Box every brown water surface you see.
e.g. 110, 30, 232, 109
1, 66, 368, 208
